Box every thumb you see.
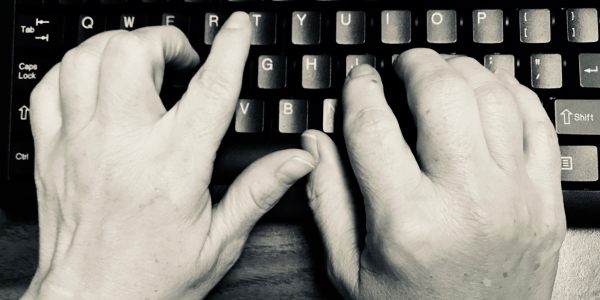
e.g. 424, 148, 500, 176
302, 130, 360, 297
204, 149, 315, 270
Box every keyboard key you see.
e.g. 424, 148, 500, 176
120, 14, 146, 30
10, 98, 32, 133
8, 140, 34, 180
336, 11, 366, 45
519, 9, 551, 43
204, 12, 226, 45
323, 99, 337, 133
531, 54, 562, 89
292, 11, 321, 45
258, 55, 287, 89
250, 12, 277, 45
279, 99, 308, 134
15, 15, 63, 48
302, 55, 331, 89
472, 9, 503, 44
346, 55, 376, 76
78, 15, 105, 44
566, 9, 599, 43
381, 10, 411, 44
555, 99, 600, 135
13, 57, 52, 91
235, 99, 264, 133
426, 10, 457, 44
162, 13, 188, 33
484, 54, 515, 76
560, 146, 599, 182
579, 53, 600, 88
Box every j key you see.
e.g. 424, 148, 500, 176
292, 11, 321, 45
531, 54, 562, 89
16, 15, 63, 48
13, 57, 52, 91
555, 99, 600, 135
279, 99, 308, 134
346, 55, 376, 75
235, 99, 264, 133
258, 55, 287, 89
519, 9, 551, 43
473, 9, 503, 44
579, 53, 600, 88
484, 54, 515, 76
381, 10, 411, 44
120, 14, 146, 30
560, 146, 599, 182
336, 11, 366, 45
302, 55, 331, 89
162, 13, 188, 33
205, 12, 227, 45
323, 99, 337, 133
78, 15, 105, 44
250, 12, 277, 45
8, 140, 34, 180
567, 9, 599, 43
427, 10, 457, 44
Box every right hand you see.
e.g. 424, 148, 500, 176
302, 49, 566, 299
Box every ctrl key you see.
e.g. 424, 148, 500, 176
560, 146, 598, 182
8, 141, 34, 180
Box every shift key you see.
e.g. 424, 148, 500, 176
555, 99, 600, 135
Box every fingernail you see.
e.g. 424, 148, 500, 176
224, 12, 250, 29
301, 133, 319, 162
349, 64, 375, 79
278, 156, 316, 180
494, 69, 519, 85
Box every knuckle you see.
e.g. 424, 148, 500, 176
476, 83, 514, 105
345, 108, 395, 142
400, 48, 439, 64
344, 75, 381, 94
196, 68, 237, 101
534, 120, 559, 147
106, 31, 148, 57
448, 56, 481, 68
411, 69, 465, 96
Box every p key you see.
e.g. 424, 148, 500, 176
473, 9, 503, 44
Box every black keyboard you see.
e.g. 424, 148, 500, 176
4, 0, 600, 225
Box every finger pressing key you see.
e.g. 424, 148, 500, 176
395, 49, 489, 179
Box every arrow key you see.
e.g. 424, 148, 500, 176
580, 53, 600, 88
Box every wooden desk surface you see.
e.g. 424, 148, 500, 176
1, 221, 599, 300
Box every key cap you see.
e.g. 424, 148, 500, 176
531, 54, 562, 89
323, 99, 337, 133
292, 11, 321, 45
162, 13, 188, 33
235, 99, 264, 133
302, 55, 331, 89
249, 12, 277, 45
555, 99, 600, 135
484, 54, 515, 76
567, 9, 599, 43
427, 10, 457, 44
12, 57, 52, 91
560, 146, 599, 182
279, 99, 308, 134
15, 15, 63, 48
519, 9, 551, 43
346, 55, 376, 75
336, 11, 366, 45
473, 9, 503, 44
120, 14, 146, 30
258, 55, 287, 89
11, 97, 32, 134
579, 53, 600, 88
8, 140, 34, 180
204, 12, 226, 45
381, 10, 411, 44
78, 15, 105, 44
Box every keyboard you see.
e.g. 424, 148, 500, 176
4, 0, 600, 225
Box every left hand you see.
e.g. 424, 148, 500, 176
23, 12, 315, 299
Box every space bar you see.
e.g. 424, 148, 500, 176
211, 143, 298, 184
